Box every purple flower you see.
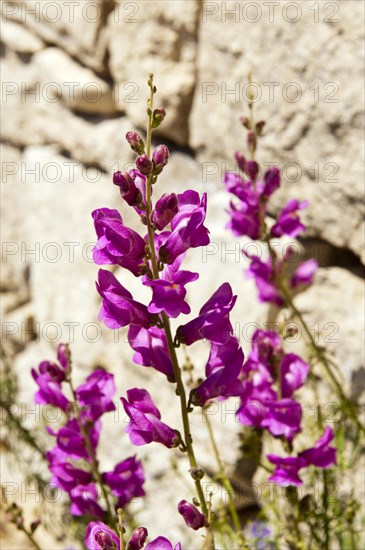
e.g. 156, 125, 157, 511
246, 255, 283, 306
176, 283, 237, 346
75, 369, 116, 421
290, 259, 318, 288
70, 483, 104, 518
299, 427, 337, 468
237, 381, 276, 428
50, 418, 100, 461
267, 455, 306, 486
144, 256, 199, 318
113, 171, 141, 207
263, 167, 280, 197
128, 325, 175, 381
103, 456, 145, 509
178, 500, 205, 530
85, 521, 120, 550
32, 360, 69, 411
190, 337, 244, 406
121, 389, 179, 448
151, 193, 178, 230
281, 354, 309, 398
126, 527, 148, 550
96, 269, 153, 330
224, 172, 265, 239
92, 208, 146, 276
145, 538, 181, 550
243, 329, 283, 374
271, 199, 308, 238
262, 399, 302, 441
49, 460, 92, 492
158, 191, 210, 264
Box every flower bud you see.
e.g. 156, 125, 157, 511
152, 108, 166, 129
234, 151, 246, 172
189, 467, 205, 481
57, 343, 71, 372
240, 116, 251, 129
136, 154, 153, 176
178, 500, 205, 530
247, 131, 257, 155
126, 131, 145, 154
245, 160, 259, 181
152, 144, 169, 175
255, 120, 266, 136
126, 527, 148, 550
113, 171, 141, 206
151, 193, 178, 230
263, 167, 280, 197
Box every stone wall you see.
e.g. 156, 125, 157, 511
1, 1, 364, 548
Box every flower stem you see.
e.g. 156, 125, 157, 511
202, 409, 241, 533
266, 239, 364, 433
68, 379, 117, 530
144, 74, 215, 549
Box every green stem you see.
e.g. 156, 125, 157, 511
267, 240, 364, 433
143, 75, 214, 549
19, 527, 42, 550
68, 380, 117, 530
202, 410, 241, 533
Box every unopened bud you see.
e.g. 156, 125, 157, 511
126, 131, 145, 154
234, 151, 246, 172
255, 120, 266, 136
189, 467, 205, 481
247, 131, 257, 155
126, 527, 148, 550
136, 154, 153, 176
152, 144, 169, 175
240, 116, 251, 129
113, 171, 141, 206
245, 160, 259, 181
151, 193, 178, 230
152, 108, 166, 129
178, 500, 206, 530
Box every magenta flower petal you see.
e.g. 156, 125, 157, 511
281, 354, 309, 398
158, 191, 210, 264
271, 199, 308, 238
299, 427, 337, 468
128, 325, 175, 381
96, 269, 152, 329
178, 500, 205, 530
176, 283, 236, 345
85, 521, 120, 550
290, 259, 318, 288
103, 456, 145, 509
121, 389, 178, 448
75, 369, 116, 421
267, 455, 306, 486
92, 208, 146, 276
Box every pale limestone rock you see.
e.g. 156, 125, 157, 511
190, 0, 365, 262
0, 19, 44, 53
1, 0, 111, 72
107, 0, 200, 145
31, 47, 116, 115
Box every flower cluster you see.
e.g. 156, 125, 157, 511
223, 114, 336, 486
32, 344, 145, 519
225, 139, 318, 304
85, 521, 181, 550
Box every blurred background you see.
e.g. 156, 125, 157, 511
1, 1, 364, 548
